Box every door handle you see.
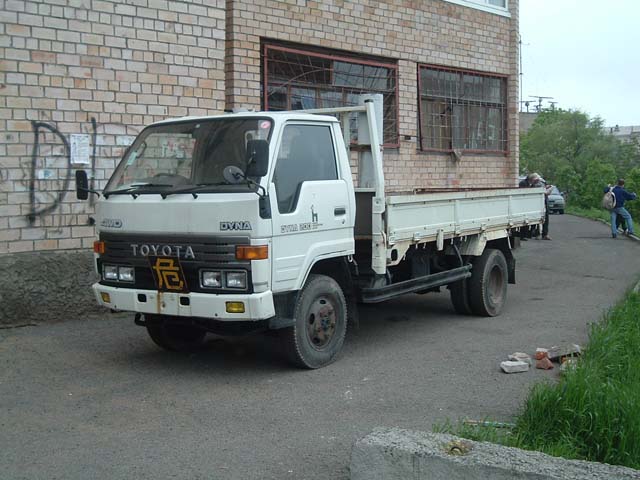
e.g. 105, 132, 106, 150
334, 207, 346, 216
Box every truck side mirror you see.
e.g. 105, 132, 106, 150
76, 170, 89, 200
245, 140, 269, 177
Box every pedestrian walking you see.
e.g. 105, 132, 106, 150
604, 179, 637, 238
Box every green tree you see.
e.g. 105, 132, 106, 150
624, 166, 640, 221
554, 164, 580, 197
520, 109, 640, 210
575, 160, 615, 209
521, 110, 626, 184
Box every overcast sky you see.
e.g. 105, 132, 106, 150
519, 0, 640, 127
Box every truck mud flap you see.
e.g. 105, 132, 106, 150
268, 316, 295, 329
360, 265, 471, 304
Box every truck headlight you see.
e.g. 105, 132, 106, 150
118, 266, 135, 282
225, 271, 247, 289
201, 270, 222, 288
103, 265, 118, 281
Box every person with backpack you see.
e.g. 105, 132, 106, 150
603, 179, 637, 238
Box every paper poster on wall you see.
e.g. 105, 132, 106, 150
70, 134, 91, 165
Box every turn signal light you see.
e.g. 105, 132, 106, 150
93, 241, 105, 254
225, 302, 245, 314
100, 292, 111, 303
236, 245, 268, 261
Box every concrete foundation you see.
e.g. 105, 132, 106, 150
351, 428, 640, 480
1, 250, 103, 326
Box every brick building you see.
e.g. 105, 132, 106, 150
0, 0, 519, 258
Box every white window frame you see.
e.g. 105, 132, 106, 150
441, 0, 510, 17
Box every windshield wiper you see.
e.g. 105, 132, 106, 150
160, 182, 239, 199
104, 182, 174, 199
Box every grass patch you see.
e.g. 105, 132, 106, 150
437, 292, 640, 469
566, 205, 612, 223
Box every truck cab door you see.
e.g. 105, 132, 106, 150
270, 122, 354, 293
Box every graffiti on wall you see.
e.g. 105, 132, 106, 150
23, 118, 139, 225
28, 121, 73, 224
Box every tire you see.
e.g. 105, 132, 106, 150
145, 315, 206, 352
280, 274, 347, 369
559, 209, 565, 215
449, 278, 473, 315
468, 249, 508, 317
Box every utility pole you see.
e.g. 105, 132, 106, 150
518, 35, 530, 112
519, 35, 523, 110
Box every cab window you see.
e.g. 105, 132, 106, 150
273, 124, 338, 214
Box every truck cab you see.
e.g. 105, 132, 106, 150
81, 108, 361, 367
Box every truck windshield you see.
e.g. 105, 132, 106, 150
105, 117, 273, 194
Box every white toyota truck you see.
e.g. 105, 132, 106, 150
76, 95, 544, 368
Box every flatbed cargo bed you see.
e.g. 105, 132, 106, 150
385, 187, 544, 245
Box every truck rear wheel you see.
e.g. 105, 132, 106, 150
468, 249, 508, 317
280, 274, 347, 369
449, 278, 473, 315
145, 315, 206, 352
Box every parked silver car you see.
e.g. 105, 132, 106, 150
547, 186, 565, 214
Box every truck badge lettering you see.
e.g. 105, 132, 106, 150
220, 221, 252, 231
131, 244, 195, 259
101, 218, 122, 228
299, 222, 315, 231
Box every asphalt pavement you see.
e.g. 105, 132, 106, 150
2, 214, 640, 480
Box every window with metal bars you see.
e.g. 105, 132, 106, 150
263, 44, 399, 146
419, 65, 507, 153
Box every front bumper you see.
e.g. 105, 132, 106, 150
93, 283, 275, 321
548, 204, 565, 211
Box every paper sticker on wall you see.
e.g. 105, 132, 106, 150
70, 134, 91, 165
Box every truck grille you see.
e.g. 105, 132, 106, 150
98, 232, 252, 294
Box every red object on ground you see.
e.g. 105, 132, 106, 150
536, 357, 554, 370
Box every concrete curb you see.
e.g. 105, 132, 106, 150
350, 428, 640, 480
576, 214, 640, 242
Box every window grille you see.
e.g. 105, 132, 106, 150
419, 65, 507, 152
263, 44, 399, 146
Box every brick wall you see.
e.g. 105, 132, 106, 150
0, 0, 225, 254
0, 0, 518, 254
225, 0, 520, 192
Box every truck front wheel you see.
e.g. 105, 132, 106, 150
280, 274, 347, 369
145, 315, 206, 352
468, 249, 508, 317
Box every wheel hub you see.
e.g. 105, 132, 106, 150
307, 297, 336, 349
